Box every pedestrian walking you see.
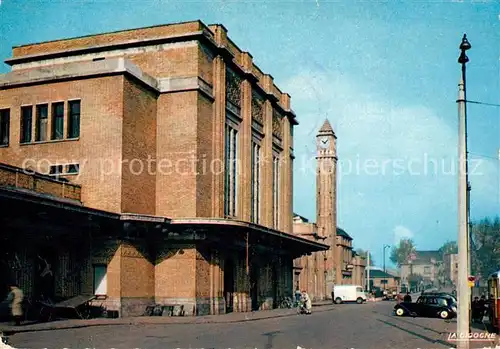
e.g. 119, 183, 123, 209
403, 292, 412, 303
5, 283, 24, 326
301, 290, 312, 314
396, 292, 403, 304
472, 297, 480, 323
478, 295, 487, 322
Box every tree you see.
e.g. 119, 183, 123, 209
471, 216, 500, 279
390, 238, 416, 266
439, 240, 458, 255
356, 249, 375, 266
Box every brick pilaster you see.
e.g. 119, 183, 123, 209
262, 99, 273, 228
212, 55, 226, 218
239, 79, 252, 222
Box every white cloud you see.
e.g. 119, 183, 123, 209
287, 69, 459, 215
393, 225, 414, 245
469, 157, 500, 217
287, 68, 498, 251
285, 70, 456, 162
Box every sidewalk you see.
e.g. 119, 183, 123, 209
0, 302, 335, 335
437, 319, 499, 349
312, 300, 333, 306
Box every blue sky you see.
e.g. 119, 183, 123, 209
0, 0, 499, 267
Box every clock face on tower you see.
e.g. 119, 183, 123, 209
318, 136, 330, 149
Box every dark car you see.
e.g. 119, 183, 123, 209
422, 292, 457, 304
394, 294, 457, 319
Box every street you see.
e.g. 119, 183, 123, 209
7, 301, 493, 349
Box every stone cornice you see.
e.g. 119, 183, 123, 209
5, 30, 208, 66
0, 58, 214, 100
0, 57, 158, 91
157, 76, 214, 100
5, 25, 297, 125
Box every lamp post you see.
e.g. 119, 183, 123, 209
383, 244, 390, 290
457, 33, 471, 349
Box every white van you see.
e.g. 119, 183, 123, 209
333, 285, 367, 304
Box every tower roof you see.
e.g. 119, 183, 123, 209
318, 119, 334, 133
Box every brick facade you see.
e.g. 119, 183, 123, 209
0, 21, 328, 317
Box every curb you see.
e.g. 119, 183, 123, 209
312, 303, 333, 307
1, 304, 336, 335
367, 297, 384, 302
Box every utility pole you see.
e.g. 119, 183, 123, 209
366, 252, 370, 292
383, 245, 390, 291
457, 33, 471, 349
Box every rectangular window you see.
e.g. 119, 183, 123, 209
224, 123, 238, 217
424, 266, 431, 275
20, 106, 32, 143
49, 165, 63, 175
67, 164, 79, 174
67, 100, 80, 138
272, 154, 280, 229
93, 265, 107, 296
250, 141, 261, 224
36, 104, 48, 141
0, 109, 10, 146
51, 102, 64, 140
224, 125, 230, 214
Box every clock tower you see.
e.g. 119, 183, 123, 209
316, 119, 338, 294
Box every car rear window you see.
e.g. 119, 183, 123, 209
437, 298, 449, 306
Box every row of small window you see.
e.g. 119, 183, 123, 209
0, 100, 80, 146
49, 163, 80, 176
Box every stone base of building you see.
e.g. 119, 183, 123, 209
0, 187, 324, 319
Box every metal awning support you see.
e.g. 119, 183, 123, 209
170, 218, 329, 256
0, 187, 329, 258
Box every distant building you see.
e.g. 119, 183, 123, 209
292, 214, 328, 300
399, 250, 442, 289
293, 213, 366, 300
336, 228, 356, 283
292, 122, 366, 300
367, 269, 400, 290
443, 253, 459, 287
351, 251, 366, 289
385, 267, 399, 276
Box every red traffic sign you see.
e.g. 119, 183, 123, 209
468, 276, 475, 282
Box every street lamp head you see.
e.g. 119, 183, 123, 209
460, 34, 471, 51
458, 34, 471, 64
458, 51, 469, 64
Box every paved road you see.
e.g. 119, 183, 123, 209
6, 301, 495, 349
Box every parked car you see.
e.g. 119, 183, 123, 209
393, 294, 457, 319
422, 291, 457, 304
383, 288, 398, 301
